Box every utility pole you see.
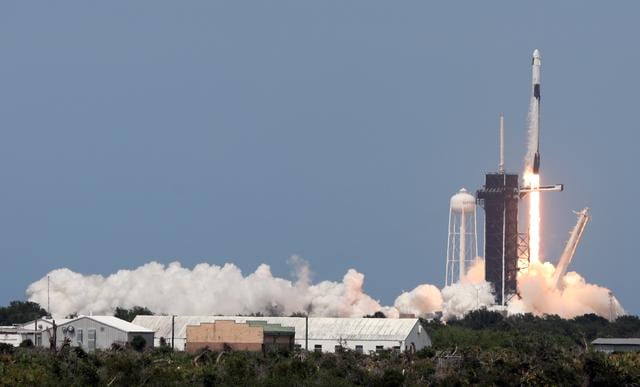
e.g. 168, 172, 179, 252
171, 315, 175, 350
608, 292, 615, 322
305, 315, 308, 351
47, 276, 51, 317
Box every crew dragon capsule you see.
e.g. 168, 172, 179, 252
531, 49, 541, 174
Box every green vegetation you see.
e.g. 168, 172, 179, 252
113, 306, 154, 322
426, 309, 640, 351
130, 335, 147, 352
0, 339, 638, 386
419, 310, 640, 385
0, 301, 47, 325
364, 311, 387, 318
1, 304, 639, 385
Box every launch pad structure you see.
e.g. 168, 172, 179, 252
473, 50, 563, 306
477, 173, 520, 305
475, 124, 563, 306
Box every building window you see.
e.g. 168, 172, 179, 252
355, 345, 363, 354
375, 345, 384, 352
77, 329, 83, 344
294, 344, 302, 350
314, 344, 322, 353
88, 329, 96, 351
392, 346, 401, 352
334, 345, 342, 352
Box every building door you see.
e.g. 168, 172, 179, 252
88, 329, 96, 351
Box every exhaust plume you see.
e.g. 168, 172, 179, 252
511, 260, 625, 319
27, 257, 388, 318
26, 255, 623, 321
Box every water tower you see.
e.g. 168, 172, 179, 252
445, 188, 478, 287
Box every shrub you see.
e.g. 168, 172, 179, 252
0, 343, 15, 354
379, 368, 405, 387
130, 336, 146, 352
416, 346, 436, 359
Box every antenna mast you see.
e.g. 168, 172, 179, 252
47, 276, 50, 316
498, 114, 505, 174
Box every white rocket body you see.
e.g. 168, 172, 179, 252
529, 49, 542, 174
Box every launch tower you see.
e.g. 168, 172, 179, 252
477, 172, 519, 305
476, 116, 520, 305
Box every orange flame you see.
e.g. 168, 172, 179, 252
524, 173, 541, 263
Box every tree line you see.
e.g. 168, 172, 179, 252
1, 301, 639, 385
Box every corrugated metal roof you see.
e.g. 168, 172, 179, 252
18, 318, 72, 330
59, 316, 154, 333
132, 316, 420, 341
592, 338, 640, 346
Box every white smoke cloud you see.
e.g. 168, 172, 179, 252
509, 261, 625, 319
26, 256, 624, 321
440, 259, 495, 319
393, 284, 442, 317
458, 257, 486, 284
27, 258, 388, 318
391, 259, 493, 319
441, 282, 495, 320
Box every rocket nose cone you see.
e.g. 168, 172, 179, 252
533, 49, 541, 58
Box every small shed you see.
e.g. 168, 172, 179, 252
592, 338, 640, 353
55, 316, 154, 351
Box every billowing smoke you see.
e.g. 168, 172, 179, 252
393, 284, 442, 317
510, 261, 625, 318
440, 259, 495, 320
27, 256, 624, 320
27, 257, 390, 319
392, 259, 495, 320
441, 282, 495, 320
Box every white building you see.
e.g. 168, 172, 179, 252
0, 326, 22, 347
592, 338, 640, 353
54, 316, 155, 351
10, 318, 72, 347
132, 316, 431, 353
7, 316, 153, 350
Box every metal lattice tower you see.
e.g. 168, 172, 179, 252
445, 188, 479, 287
477, 173, 520, 305
517, 232, 530, 272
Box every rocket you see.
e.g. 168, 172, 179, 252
531, 49, 541, 174
519, 49, 564, 196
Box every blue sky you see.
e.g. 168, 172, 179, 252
1, 2, 638, 314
